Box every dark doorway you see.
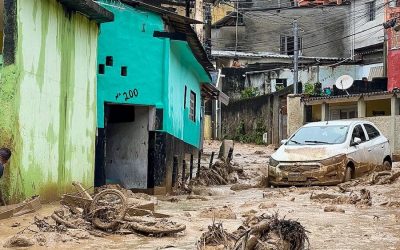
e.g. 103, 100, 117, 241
95, 104, 150, 189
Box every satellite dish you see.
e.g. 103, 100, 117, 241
335, 75, 354, 90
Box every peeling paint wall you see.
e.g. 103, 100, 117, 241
0, 0, 99, 202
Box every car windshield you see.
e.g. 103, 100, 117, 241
287, 125, 349, 145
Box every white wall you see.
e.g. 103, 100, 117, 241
105, 106, 149, 189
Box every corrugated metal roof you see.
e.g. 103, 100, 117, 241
303, 90, 397, 102
212, 50, 348, 61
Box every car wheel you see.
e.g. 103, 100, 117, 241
344, 167, 352, 182
383, 160, 392, 171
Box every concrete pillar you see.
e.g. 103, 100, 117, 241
287, 94, 304, 137
203, 115, 212, 140
321, 102, 329, 121
390, 96, 399, 155
357, 97, 366, 118
391, 96, 400, 116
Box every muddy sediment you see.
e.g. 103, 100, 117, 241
1, 141, 400, 249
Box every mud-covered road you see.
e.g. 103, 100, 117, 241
1, 141, 400, 249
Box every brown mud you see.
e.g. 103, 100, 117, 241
0, 141, 400, 249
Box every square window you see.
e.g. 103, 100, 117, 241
121, 66, 127, 76
106, 56, 113, 66
99, 64, 105, 74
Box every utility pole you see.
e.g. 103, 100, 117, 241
185, 0, 190, 17
293, 19, 299, 94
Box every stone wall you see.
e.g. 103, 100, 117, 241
287, 95, 305, 137
221, 87, 292, 145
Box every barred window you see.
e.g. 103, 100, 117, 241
366, 1, 376, 22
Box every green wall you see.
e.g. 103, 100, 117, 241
0, 0, 99, 202
97, 4, 211, 148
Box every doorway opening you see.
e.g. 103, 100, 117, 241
103, 104, 150, 189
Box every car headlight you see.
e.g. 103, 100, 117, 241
269, 157, 279, 167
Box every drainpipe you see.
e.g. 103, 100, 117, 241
384, 29, 388, 77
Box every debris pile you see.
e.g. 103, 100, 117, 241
3, 182, 185, 248
198, 213, 309, 250
190, 160, 244, 186
310, 188, 372, 207
369, 171, 400, 185
197, 222, 235, 250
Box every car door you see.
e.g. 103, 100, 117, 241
363, 123, 387, 165
347, 124, 369, 176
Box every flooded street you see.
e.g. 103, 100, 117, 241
1, 141, 400, 249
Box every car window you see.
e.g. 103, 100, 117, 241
364, 124, 380, 140
287, 125, 349, 145
351, 125, 366, 142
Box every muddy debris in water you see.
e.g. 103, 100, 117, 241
258, 202, 277, 209
324, 206, 345, 213
253, 150, 265, 155
198, 213, 309, 250
199, 206, 237, 220
230, 183, 253, 191
369, 171, 400, 185
187, 195, 210, 201
310, 189, 372, 207
3, 235, 35, 248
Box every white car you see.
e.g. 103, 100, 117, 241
268, 120, 392, 186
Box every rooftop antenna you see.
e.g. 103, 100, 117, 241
335, 75, 354, 96
94, 0, 126, 10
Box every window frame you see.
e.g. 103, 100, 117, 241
351, 124, 367, 144
363, 123, 380, 140
189, 91, 196, 122
280, 35, 302, 55
366, 1, 376, 22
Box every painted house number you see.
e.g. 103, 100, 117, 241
115, 89, 139, 101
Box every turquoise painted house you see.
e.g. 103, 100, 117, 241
95, 0, 218, 194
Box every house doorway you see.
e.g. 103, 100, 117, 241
102, 104, 150, 189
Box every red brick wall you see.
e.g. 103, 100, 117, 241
386, 5, 400, 90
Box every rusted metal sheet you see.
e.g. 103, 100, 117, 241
0, 196, 41, 220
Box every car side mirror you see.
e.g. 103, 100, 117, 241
351, 137, 362, 146
281, 139, 288, 145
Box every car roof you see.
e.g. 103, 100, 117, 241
302, 120, 370, 127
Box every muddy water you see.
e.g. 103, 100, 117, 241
1, 141, 400, 249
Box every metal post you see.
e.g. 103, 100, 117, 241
209, 151, 215, 168
189, 154, 194, 179
293, 19, 299, 94
383, 29, 388, 77
226, 148, 234, 163
197, 150, 202, 177
185, 0, 190, 17
182, 159, 186, 183
172, 156, 178, 187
